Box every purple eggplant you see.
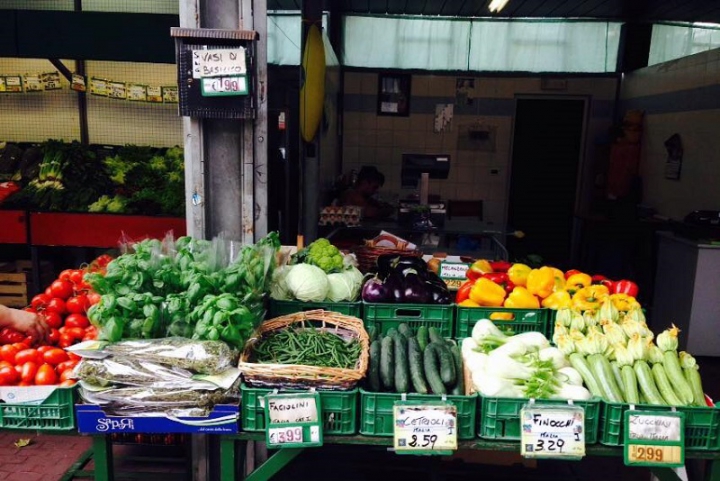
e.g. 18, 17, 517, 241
427, 281, 452, 304
362, 276, 390, 302
385, 271, 405, 303
403, 272, 431, 304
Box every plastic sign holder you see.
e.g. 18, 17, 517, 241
438, 261, 471, 291
520, 400, 586, 459
624, 409, 685, 468
393, 399, 457, 455
264, 391, 323, 448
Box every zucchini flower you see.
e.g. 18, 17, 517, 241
570, 311, 586, 332
552, 323, 569, 344
656, 324, 680, 352
613, 343, 635, 367
587, 324, 603, 335
601, 318, 627, 346
569, 328, 585, 343
579, 328, 609, 356
647, 343, 665, 364
679, 351, 697, 370
599, 298, 620, 324
554, 333, 576, 356
620, 313, 643, 339
627, 333, 648, 361
625, 307, 647, 325
555, 308, 573, 328
583, 310, 598, 329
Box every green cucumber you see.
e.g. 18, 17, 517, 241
428, 326, 444, 344
450, 344, 464, 395
568, 353, 603, 398
368, 340, 382, 392
652, 363, 683, 406
634, 361, 665, 405
684, 367, 707, 407
662, 351, 694, 405
621, 365, 639, 404
386, 328, 398, 339
408, 337, 428, 394
367, 325, 378, 342
423, 343, 446, 395
393, 333, 410, 393
417, 326, 429, 351
380, 335, 395, 391
398, 323, 413, 339
589, 353, 624, 403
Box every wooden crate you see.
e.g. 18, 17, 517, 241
0, 272, 28, 308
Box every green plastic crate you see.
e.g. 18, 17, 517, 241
600, 401, 720, 450
268, 299, 362, 319
478, 395, 601, 443
455, 306, 550, 339
0, 386, 76, 431
363, 302, 454, 338
241, 384, 358, 435
359, 389, 477, 440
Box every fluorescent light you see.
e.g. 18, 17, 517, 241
489, 0, 510, 13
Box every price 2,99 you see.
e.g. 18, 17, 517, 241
269, 427, 303, 444
408, 434, 438, 449
631, 446, 665, 462
534, 438, 566, 453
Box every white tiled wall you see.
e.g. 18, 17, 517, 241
621, 48, 720, 220
343, 73, 617, 225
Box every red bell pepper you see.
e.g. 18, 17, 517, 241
613, 279, 639, 298
591, 274, 615, 290
489, 260, 512, 273
565, 269, 582, 280
455, 279, 476, 303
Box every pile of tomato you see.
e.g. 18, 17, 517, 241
0, 255, 112, 387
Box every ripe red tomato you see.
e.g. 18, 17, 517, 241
11, 342, 29, 351
87, 292, 101, 306
14, 365, 21, 376
0, 345, 19, 364
43, 348, 69, 366
50, 280, 74, 300
66, 295, 89, 314
58, 269, 74, 282
45, 298, 67, 316
67, 352, 81, 362
15, 348, 40, 365
65, 327, 86, 340
20, 361, 38, 384
48, 328, 60, 344
0, 361, 13, 370
64, 314, 90, 329
0, 366, 19, 385
23, 306, 37, 314
58, 333, 74, 349
59, 379, 76, 387
35, 364, 58, 385
44, 287, 53, 296
37, 345, 53, 354
59, 369, 74, 383
55, 360, 78, 374
43, 311, 63, 330
31, 294, 51, 310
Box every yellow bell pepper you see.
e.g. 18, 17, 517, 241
549, 267, 566, 291
541, 290, 572, 309
566, 272, 592, 294
609, 293, 640, 312
571, 285, 609, 312
526, 266, 555, 299
507, 263, 531, 287
458, 298, 480, 308
504, 286, 540, 309
489, 312, 514, 321
469, 277, 507, 307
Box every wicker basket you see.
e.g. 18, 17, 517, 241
238, 310, 369, 390
353, 245, 423, 273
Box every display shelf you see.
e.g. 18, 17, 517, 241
0, 210, 28, 244
29, 212, 186, 248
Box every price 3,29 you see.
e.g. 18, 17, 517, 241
533, 438, 566, 453
408, 434, 438, 449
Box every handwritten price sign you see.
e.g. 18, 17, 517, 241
201, 76, 248, 97
192, 48, 247, 78
520, 404, 586, 459
264, 392, 323, 448
393, 402, 457, 455
624, 411, 685, 468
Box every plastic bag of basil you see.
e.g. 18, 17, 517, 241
86, 232, 280, 349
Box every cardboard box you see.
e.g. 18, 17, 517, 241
75, 403, 240, 434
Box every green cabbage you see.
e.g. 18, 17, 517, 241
326, 267, 363, 302
285, 264, 329, 302
270, 265, 292, 301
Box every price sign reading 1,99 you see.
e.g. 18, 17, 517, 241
200, 76, 248, 97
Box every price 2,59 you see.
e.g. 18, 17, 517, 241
408, 434, 438, 449
534, 438, 566, 453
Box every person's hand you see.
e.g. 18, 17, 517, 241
8, 308, 49, 342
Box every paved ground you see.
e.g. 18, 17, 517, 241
0, 431, 91, 481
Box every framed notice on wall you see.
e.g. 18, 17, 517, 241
377, 74, 411, 117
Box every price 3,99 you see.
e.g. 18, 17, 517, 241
408, 434, 438, 449
269, 427, 303, 444
533, 438, 566, 453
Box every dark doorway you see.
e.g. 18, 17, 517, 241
507, 98, 586, 268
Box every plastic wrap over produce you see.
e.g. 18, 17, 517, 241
73, 338, 241, 417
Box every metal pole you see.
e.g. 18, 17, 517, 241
251, 0, 268, 241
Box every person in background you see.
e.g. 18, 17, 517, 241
338, 166, 394, 220
0, 305, 48, 341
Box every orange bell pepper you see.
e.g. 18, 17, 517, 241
469, 277, 506, 307
507, 263, 531, 287
571, 285, 609, 312
526, 266, 555, 299
541, 290, 572, 309
504, 286, 540, 309
566, 272, 592, 294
